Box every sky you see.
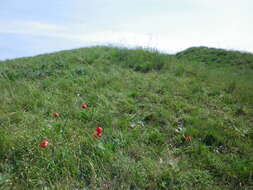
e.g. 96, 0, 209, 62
0, 0, 252, 60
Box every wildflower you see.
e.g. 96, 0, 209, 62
92, 126, 103, 138
96, 126, 102, 134
40, 140, 49, 148
185, 136, 193, 141
81, 104, 89, 109
97, 133, 102, 137
52, 112, 60, 117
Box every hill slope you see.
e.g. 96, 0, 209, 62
176, 46, 253, 68
0, 46, 253, 190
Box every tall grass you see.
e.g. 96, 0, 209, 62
0, 46, 252, 189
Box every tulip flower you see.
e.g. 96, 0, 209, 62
52, 112, 60, 117
81, 104, 89, 109
185, 136, 193, 141
97, 133, 102, 137
96, 126, 102, 133
40, 140, 49, 148
92, 126, 103, 138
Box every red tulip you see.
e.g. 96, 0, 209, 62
52, 112, 60, 117
92, 127, 103, 138
96, 126, 102, 133
97, 133, 102, 137
40, 140, 49, 148
81, 104, 89, 109
185, 136, 193, 141
93, 132, 102, 137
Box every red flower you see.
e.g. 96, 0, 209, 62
92, 127, 103, 138
97, 133, 102, 137
96, 126, 103, 133
40, 140, 49, 148
185, 136, 193, 141
81, 104, 89, 109
52, 112, 60, 117
92, 133, 102, 138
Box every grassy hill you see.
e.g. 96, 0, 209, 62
0, 46, 253, 190
176, 46, 253, 68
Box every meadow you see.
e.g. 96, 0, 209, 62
0, 46, 253, 189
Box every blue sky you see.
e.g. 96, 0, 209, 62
0, 0, 252, 60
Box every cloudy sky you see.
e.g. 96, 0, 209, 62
0, 0, 252, 60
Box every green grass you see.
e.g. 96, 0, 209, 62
0, 46, 253, 190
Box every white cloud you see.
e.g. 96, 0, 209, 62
1, 4, 253, 55
0, 20, 157, 50
0, 20, 65, 37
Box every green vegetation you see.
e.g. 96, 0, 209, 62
176, 46, 253, 68
0, 46, 253, 190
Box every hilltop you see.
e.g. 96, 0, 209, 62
176, 46, 253, 68
0, 46, 253, 190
